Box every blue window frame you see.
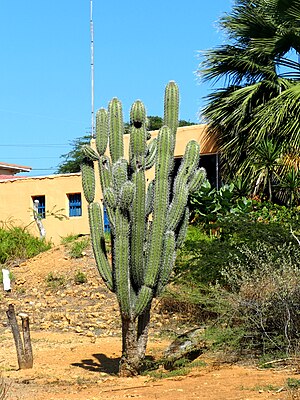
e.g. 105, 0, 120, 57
103, 206, 110, 233
68, 193, 82, 217
32, 196, 46, 219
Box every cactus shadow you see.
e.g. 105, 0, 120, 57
71, 354, 156, 375
71, 353, 120, 375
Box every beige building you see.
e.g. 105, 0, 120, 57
0, 125, 218, 244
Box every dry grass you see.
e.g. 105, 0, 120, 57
0, 374, 9, 400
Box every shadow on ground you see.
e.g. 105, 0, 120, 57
72, 353, 120, 374
72, 354, 157, 375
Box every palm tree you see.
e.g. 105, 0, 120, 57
198, 0, 300, 182
252, 139, 282, 201
277, 167, 300, 206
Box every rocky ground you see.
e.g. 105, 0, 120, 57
0, 245, 186, 337
0, 245, 299, 399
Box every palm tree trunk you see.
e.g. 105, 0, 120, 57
268, 173, 272, 202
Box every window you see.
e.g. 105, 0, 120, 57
32, 196, 46, 219
68, 193, 82, 217
103, 205, 110, 233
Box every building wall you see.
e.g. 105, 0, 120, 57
0, 173, 94, 244
0, 125, 218, 244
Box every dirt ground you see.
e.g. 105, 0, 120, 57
1, 245, 299, 399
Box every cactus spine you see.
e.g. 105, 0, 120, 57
81, 81, 205, 376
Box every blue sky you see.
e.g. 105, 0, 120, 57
0, 0, 233, 176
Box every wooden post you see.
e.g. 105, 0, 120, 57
6, 305, 33, 369
19, 313, 33, 368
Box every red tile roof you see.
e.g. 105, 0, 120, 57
0, 162, 31, 172
0, 175, 27, 181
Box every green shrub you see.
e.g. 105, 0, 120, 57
61, 235, 90, 258
174, 216, 300, 285
160, 282, 229, 324
46, 272, 66, 288
221, 242, 300, 355
61, 234, 80, 245
69, 237, 90, 258
0, 227, 51, 265
74, 270, 87, 284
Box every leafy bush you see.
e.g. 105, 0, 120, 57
0, 227, 51, 265
175, 214, 300, 285
190, 181, 252, 225
190, 181, 300, 227
221, 242, 300, 355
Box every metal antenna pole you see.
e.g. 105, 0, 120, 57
90, 0, 95, 138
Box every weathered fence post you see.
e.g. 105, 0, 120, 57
19, 313, 33, 368
6, 305, 33, 369
2, 269, 11, 292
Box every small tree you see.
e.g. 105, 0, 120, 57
81, 81, 205, 376
57, 135, 90, 174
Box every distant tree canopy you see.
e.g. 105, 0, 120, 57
56, 135, 90, 174
57, 116, 197, 173
148, 116, 196, 130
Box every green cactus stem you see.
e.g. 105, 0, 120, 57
96, 108, 108, 156
81, 81, 205, 377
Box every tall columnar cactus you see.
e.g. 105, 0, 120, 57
81, 81, 206, 376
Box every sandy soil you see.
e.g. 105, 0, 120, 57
0, 245, 299, 399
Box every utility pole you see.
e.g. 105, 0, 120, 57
90, 0, 95, 138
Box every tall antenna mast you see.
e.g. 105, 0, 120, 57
90, 0, 95, 138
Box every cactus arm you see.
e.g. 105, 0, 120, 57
156, 230, 176, 296
167, 185, 189, 232
145, 138, 157, 170
134, 285, 153, 317
189, 167, 207, 193
128, 109, 148, 288
88, 203, 113, 291
145, 180, 154, 218
81, 144, 99, 161
130, 171, 146, 288
167, 140, 200, 231
130, 100, 147, 128
103, 187, 116, 210
163, 81, 179, 166
96, 108, 109, 156
175, 140, 200, 183
164, 81, 179, 137
112, 159, 128, 197
98, 155, 113, 190
129, 127, 146, 171
81, 158, 95, 204
108, 98, 124, 163
175, 207, 190, 249
114, 208, 132, 316
144, 126, 172, 288
119, 181, 135, 210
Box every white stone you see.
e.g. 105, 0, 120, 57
2, 269, 11, 291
